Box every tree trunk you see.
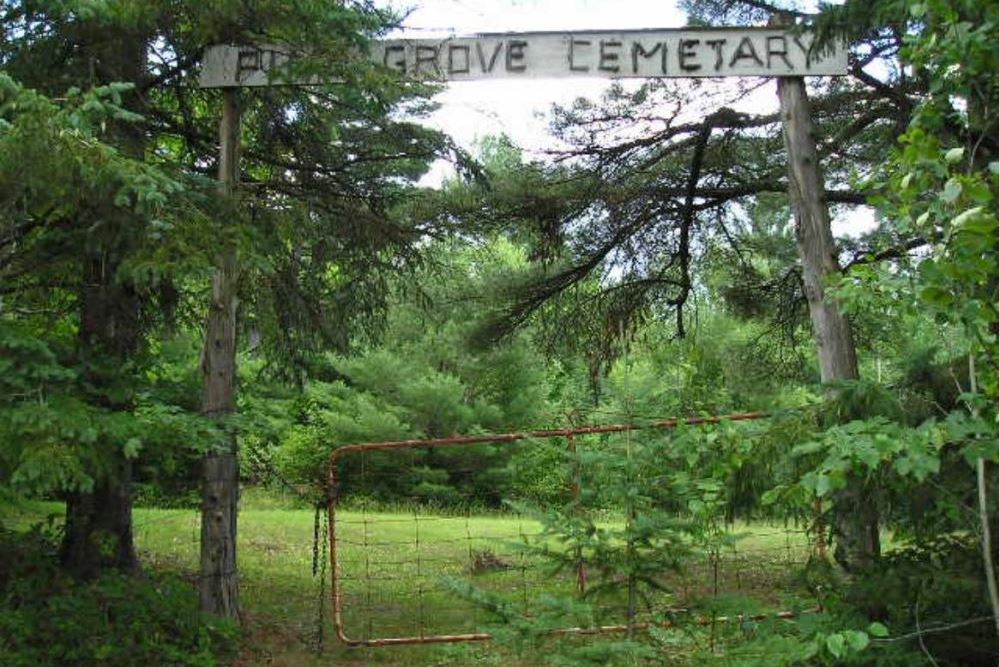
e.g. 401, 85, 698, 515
200, 448, 239, 617
61, 460, 137, 578
199, 87, 241, 618
63, 257, 142, 576
777, 70, 880, 573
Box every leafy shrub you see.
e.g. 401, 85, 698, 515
845, 534, 998, 667
0, 523, 238, 667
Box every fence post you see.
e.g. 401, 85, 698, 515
567, 433, 587, 595
813, 496, 827, 560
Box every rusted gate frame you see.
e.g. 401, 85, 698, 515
326, 411, 770, 647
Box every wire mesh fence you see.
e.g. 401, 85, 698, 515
325, 412, 825, 647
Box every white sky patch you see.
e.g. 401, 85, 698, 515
832, 205, 878, 238
385, 0, 686, 38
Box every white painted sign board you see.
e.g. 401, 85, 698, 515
199, 28, 847, 88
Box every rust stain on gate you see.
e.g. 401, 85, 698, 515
326, 411, 769, 647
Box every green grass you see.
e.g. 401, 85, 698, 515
0, 493, 822, 666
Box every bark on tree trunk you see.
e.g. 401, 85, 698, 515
63, 271, 141, 576
60, 30, 148, 579
61, 459, 137, 578
199, 87, 241, 618
777, 69, 880, 573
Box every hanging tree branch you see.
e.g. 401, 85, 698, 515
674, 121, 712, 336
456, 48, 915, 361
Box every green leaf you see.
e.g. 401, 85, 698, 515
815, 473, 832, 498
792, 440, 824, 456
826, 633, 846, 658
954, 208, 998, 236
867, 622, 890, 638
123, 437, 142, 459
845, 630, 870, 652
855, 442, 881, 469
940, 178, 963, 203
944, 147, 964, 163
951, 206, 985, 229
962, 440, 1000, 466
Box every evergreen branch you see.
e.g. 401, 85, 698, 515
841, 236, 931, 272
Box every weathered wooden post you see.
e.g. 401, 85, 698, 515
199, 86, 242, 618
566, 432, 588, 595
773, 15, 878, 573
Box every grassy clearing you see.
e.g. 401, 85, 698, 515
0, 491, 821, 666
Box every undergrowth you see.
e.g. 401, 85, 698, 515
0, 521, 238, 667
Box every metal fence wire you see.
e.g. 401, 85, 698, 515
325, 412, 825, 647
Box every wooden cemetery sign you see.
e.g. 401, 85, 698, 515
198, 28, 846, 88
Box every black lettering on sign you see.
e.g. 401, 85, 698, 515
678, 39, 701, 71
766, 36, 792, 70
414, 45, 439, 75
237, 48, 260, 80
383, 45, 406, 72
264, 49, 282, 71
506, 40, 527, 72
476, 41, 504, 73
705, 39, 726, 71
631, 41, 666, 74
569, 38, 591, 71
599, 40, 622, 72
448, 44, 470, 74
792, 35, 814, 69
729, 36, 763, 68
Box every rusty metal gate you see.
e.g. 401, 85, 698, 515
324, 411, 821, 647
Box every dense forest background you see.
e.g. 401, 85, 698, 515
0, 0, 996, 665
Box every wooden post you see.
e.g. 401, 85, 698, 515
813, 496, 827, 561
567, 434, 587, 595
199, 87, 241, 618
774, 16, 879, 573
776, 78, 859, 385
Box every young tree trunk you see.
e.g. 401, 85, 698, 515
199, 88, 241, 618
62, 263, 141, 577
777, 71, 880, 573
